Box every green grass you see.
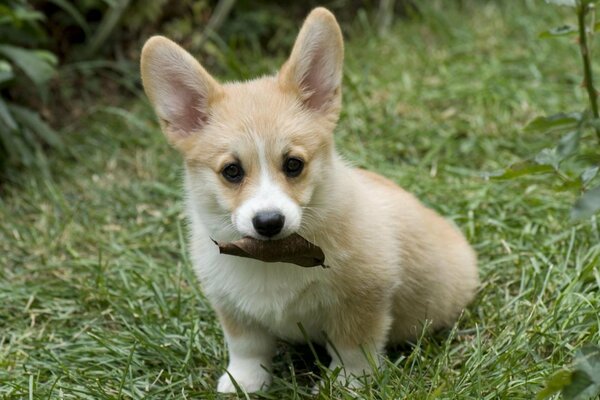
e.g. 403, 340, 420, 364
1, 1, 599, 398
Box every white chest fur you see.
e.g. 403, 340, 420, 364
190, 229, 334, 342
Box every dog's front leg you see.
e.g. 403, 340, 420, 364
324, 300, 393, 387
215, 308, 276, 393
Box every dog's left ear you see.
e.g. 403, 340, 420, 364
279, 8, 344, 115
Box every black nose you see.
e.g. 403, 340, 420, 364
252, 211, 285, 237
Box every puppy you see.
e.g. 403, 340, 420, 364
140, 7, 479, 393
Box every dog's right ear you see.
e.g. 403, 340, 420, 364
140, 36, 222, 144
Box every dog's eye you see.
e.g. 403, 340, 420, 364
222, 163, 244, 183
284, 157, 304, 177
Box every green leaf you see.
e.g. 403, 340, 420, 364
571, 185, 600, 219
563, 345, 600, 400
487, 160, 554, 180
540, 346, 600, 399
537, 369, 572, 400
8, 104, 62, 149
544, 0, 576, 6
581, 166, 599, 185
578, 345, 600, 380
555, 177, 583, 192
563, 370, 596, 399
535, 148, 561, 169
525, 112, 582, 134
587, 118, 600, 131
83, 0, 132, 58
0, 119, 34, 165
0, 96, 17, 130
557, 130, 581, 158
48, 0, 91, 37
539, 25, 578, 38
0, 4, 44, 26
0, 45, 57, 87
0, 60, 14, 84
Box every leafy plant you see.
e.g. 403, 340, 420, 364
1, 0, 395, 177
0, 1, 61, 172
537, 345, 600, 400
492, 0, 600, 219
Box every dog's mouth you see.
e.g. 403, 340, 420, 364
212, 234, 327, 268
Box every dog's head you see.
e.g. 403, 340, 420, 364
141, 8, 343, 240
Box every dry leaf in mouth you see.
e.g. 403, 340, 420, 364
212, 233, 327, 268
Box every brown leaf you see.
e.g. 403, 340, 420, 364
213, 233, 327, 268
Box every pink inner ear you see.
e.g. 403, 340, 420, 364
299, 46, 336, 111
166, 78, 208, 136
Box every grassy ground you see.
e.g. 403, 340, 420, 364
1, 1, 599, 399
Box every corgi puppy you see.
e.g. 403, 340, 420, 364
140, 7, 479, 393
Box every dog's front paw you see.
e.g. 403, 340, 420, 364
217, 364, 271, 393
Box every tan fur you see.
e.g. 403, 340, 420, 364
215, 307, 245, 338
140, 7, 479, 392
